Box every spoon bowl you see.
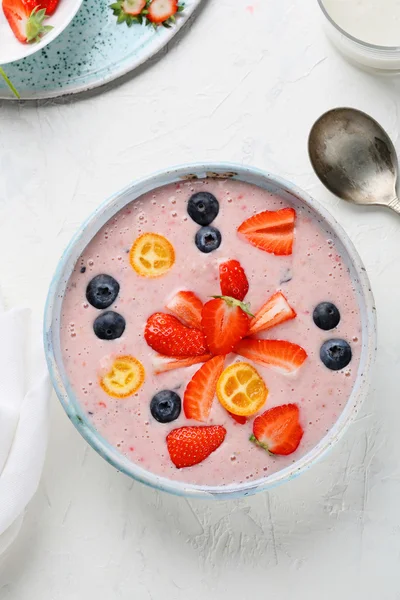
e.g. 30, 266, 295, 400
308, 107, 400, 213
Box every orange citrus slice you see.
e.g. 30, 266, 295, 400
130, 233, 175, 278
100, 355, 145, 398
216, 362, 268, 416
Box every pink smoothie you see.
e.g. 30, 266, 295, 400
60, 179, 362, 487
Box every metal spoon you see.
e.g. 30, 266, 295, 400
308, 107, 400, 215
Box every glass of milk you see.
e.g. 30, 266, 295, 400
318, 0, 400, 71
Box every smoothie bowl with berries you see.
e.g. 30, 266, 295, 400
44, 163, 376, 498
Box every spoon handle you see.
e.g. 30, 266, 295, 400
388, 197, 400, 215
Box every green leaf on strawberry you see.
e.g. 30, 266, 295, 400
211, 295, 255, 318
26, 7, 53, 43
109, 0, 185, 28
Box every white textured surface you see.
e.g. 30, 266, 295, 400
0, 0, 399, 597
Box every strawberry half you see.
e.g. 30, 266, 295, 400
37, 0, 58, 15
109, 0, 146, 23
2, 1, 52, 43
249, 292, 296, 335
238, 208, 296, 256
24, 0, 58, 13
219, 259, 249, 301
235, 339, 307, 373
167, 425, 226, 468
153, 353, 212, 375
145, 313, 207, 357
121, 0, 145, 14
251, 404, 303, 455
184, 355, 225, 422
201, 296, 253, 356
147, 0, 177, 23
166, 290, 203, 329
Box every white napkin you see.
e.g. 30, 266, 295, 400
0, 295, 51, 554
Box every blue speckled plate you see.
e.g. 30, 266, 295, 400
0, 0, 202, 100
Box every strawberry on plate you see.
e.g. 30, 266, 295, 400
250, 404, 303, 455
167, 425, 226, 468
109, 0, 146, 25
37, 0, 58, 14
184, 355, 225, 422
119, 0, 145, 14
201, 296, 253, 356
23, 0, 58, 13
235, 339, 307, 373
153, 353, 212, 375
166, 290, 203, 329
238, 208, 296, 256
145, 312, 207, 357
147, 0, 177, 23
249, 291, 296, 335
2, 0, 53, 43
219, 259, 249, 301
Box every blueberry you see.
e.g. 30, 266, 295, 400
313, 302, 341, 330
187, 192, 219, 226
80, 266, 86, 274
86, 274, 120, 309
320, 339, 352, 371
150, 390, 181, 423
195, 226, 222, 253
93, 311, 125, 340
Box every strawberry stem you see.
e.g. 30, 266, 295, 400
0, 68, 20, 99
26, 7, 53, 43
212, 295, 255, 318
249, 434, 271, 454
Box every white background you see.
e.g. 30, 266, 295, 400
1, 0, 400, 597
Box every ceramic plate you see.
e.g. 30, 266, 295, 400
0, 0, 202, 100
0, 0, 83, 65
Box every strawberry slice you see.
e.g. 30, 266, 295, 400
109, 0, 146, 21
147, 0, 177, 23
248, 292, 296, 335
184, 355, 225, 422
251, 404, 303, 455
235, 339, 307, 373
166, 291, 203, 329
145, 313, 207, 357
228, 412, 247, 425
153, 353, 212, 375
121, 0, 145, 14
201, 296, 253, 356
238, 208, 296, 256
2, 0, 52, 43
167, 425, 226, 468
219, 259, 249, 301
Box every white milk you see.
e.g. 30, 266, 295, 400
323, 0, 400, 46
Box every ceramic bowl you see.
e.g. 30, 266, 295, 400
0, 0, 83, 65
44, 163, 377, 499
317, 0, 400, 72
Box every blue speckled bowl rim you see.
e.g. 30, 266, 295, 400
44, 162, 377, 500
0, 0, 203, 100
